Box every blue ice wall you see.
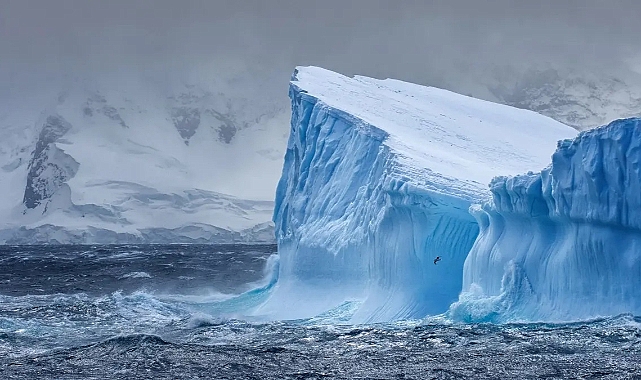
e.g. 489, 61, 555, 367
264, 75, 480, 322
452, 118, 641, 322
260, 66, 574, 323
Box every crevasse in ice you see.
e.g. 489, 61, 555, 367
259, 66, 575, 322
451, 118, 641, 322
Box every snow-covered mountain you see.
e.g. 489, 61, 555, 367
491, 69, 641, 130
2, 62, 640, 244
450, 66, 641, 130
0, 73, 289, 244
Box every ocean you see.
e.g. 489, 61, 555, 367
0, 244, 639, 379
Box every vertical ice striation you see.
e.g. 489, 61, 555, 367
262, 67, 576, 322
453, 118, 641, 322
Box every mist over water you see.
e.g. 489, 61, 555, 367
0, 245, 276, 355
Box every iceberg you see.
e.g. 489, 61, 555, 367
260, 67, 576, 322
451, 118, 641, 322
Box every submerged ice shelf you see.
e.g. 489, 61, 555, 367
260, 66, 576, 322
453, 118, 641, 322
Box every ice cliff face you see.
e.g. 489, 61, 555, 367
451, 118, 641, 322
260, 67, 576, 322
0, 75, 288, 244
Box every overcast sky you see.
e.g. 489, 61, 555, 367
2, 0, 640, 91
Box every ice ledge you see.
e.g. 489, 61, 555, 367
456, 117, 641, 322
489, 117, 641, 228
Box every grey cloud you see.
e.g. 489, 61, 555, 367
1, 0, 640, 90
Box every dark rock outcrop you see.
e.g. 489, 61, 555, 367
23, 115, 79, 209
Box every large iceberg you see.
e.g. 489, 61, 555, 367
259, 67, 576, 322
451, 118, 641, 322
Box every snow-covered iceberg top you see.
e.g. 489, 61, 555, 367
287, 67, 575, 201
454, 117, 641, 322
261, 66, 576, 322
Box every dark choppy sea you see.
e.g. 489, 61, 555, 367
0, 244, 640, 379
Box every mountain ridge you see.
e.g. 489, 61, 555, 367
1, 66, 639, 243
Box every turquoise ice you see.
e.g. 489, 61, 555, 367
259, 67, 576, 322
452, 118, 641, 322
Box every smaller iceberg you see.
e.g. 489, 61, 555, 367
453, 118, 641, 322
